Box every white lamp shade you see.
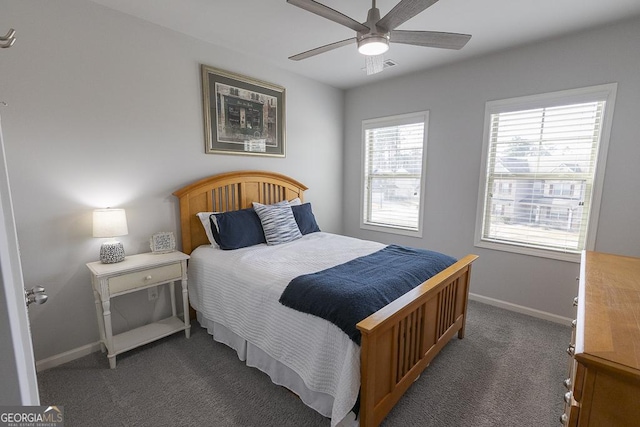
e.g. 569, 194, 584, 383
93, 208, 128, 238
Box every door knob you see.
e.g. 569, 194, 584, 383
25, 286, 48, 307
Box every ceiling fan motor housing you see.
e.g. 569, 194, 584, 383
357, 6, 390, 55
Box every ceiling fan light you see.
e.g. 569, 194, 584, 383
358, 35, 389, 56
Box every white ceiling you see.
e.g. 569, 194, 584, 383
88, 0, 640, 89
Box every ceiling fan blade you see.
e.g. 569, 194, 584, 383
289, 38, 357, 61
287, 0, 369, 33
365, 55, 385, 75
377, 0, 440, 32
391, 30, 471, 49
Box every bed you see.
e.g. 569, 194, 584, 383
173, 170, 478, 427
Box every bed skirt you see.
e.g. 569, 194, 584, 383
196, 312, 357, 426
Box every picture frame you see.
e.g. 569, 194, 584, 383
201, 64, 286, 157
150, 232, 176, 254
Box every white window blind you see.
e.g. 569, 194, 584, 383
475, 84, 617, 261
362, 112, 427, 235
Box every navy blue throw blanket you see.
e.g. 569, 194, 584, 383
279, 245, 457, 345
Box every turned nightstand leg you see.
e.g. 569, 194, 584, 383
182, 277, 190, 338
92, 285, 107, 353
170, 281, 177, 318
101, 297, 116, 368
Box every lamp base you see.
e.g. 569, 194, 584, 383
100, 241, 125, 263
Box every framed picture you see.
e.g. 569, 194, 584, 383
201, 65, 286, 157
150, 232, 176, 254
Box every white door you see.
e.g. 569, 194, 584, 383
0, 113, 40, 404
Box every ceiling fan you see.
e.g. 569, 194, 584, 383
287, 0, 471, 75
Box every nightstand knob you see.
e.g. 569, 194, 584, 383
564, 391, 572, 404
145, 275, 152, 281
571, 319, 577, 329
573, 296, 579, 307
563, 378, 571, 389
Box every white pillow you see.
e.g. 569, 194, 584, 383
252, 202, 302, 245
195, 212, 219, 248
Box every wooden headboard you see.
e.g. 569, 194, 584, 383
172, 170, 307, 254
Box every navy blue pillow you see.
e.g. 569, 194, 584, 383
210, 208, 266, 250
291, 203, 320, 235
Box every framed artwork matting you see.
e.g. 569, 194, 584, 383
201, 64, 286, 157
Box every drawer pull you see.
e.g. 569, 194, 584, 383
567, 345, 575, 356
145, 275, 152, 281
573, 296, 579, 307
571, 319, 577, 329
564, 391, 572, 404
560, 413, 568, 425
563, 378, 571, 389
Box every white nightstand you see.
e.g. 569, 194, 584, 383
86, 251, 190, 368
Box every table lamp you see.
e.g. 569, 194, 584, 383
93, 208, 128, 263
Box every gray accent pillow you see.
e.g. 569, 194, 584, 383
253, 202, 302, 245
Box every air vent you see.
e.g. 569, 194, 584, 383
361, 59, 398, 73
382, 59, 397, 68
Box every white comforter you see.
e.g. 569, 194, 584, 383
188, 232, 385, 426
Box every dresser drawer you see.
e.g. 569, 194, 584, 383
108, 263, 182, 295
562, 359, 581, 426
564, 402, 579, 427
572, 361, 586, 402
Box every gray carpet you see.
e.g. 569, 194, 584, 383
38, 301, 571, 426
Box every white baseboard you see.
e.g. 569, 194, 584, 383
469, 293, 572, 325
36, 300, 567, 372
36, 309, 187, 372
36, 341, 102, 372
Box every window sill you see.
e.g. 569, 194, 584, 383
474, 239, 581, 263
361, 223, 423, 238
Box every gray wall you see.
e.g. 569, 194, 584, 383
0, 0, 344, 361
343, 17, 640, 319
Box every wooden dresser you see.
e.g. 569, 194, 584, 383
561, 251, 640, 426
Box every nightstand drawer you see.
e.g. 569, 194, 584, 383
108, 263, 182, 295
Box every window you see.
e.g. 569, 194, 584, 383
361, 111, 428, 236
475, 84, 617, 261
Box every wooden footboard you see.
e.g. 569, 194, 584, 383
356, 254, 478, 427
